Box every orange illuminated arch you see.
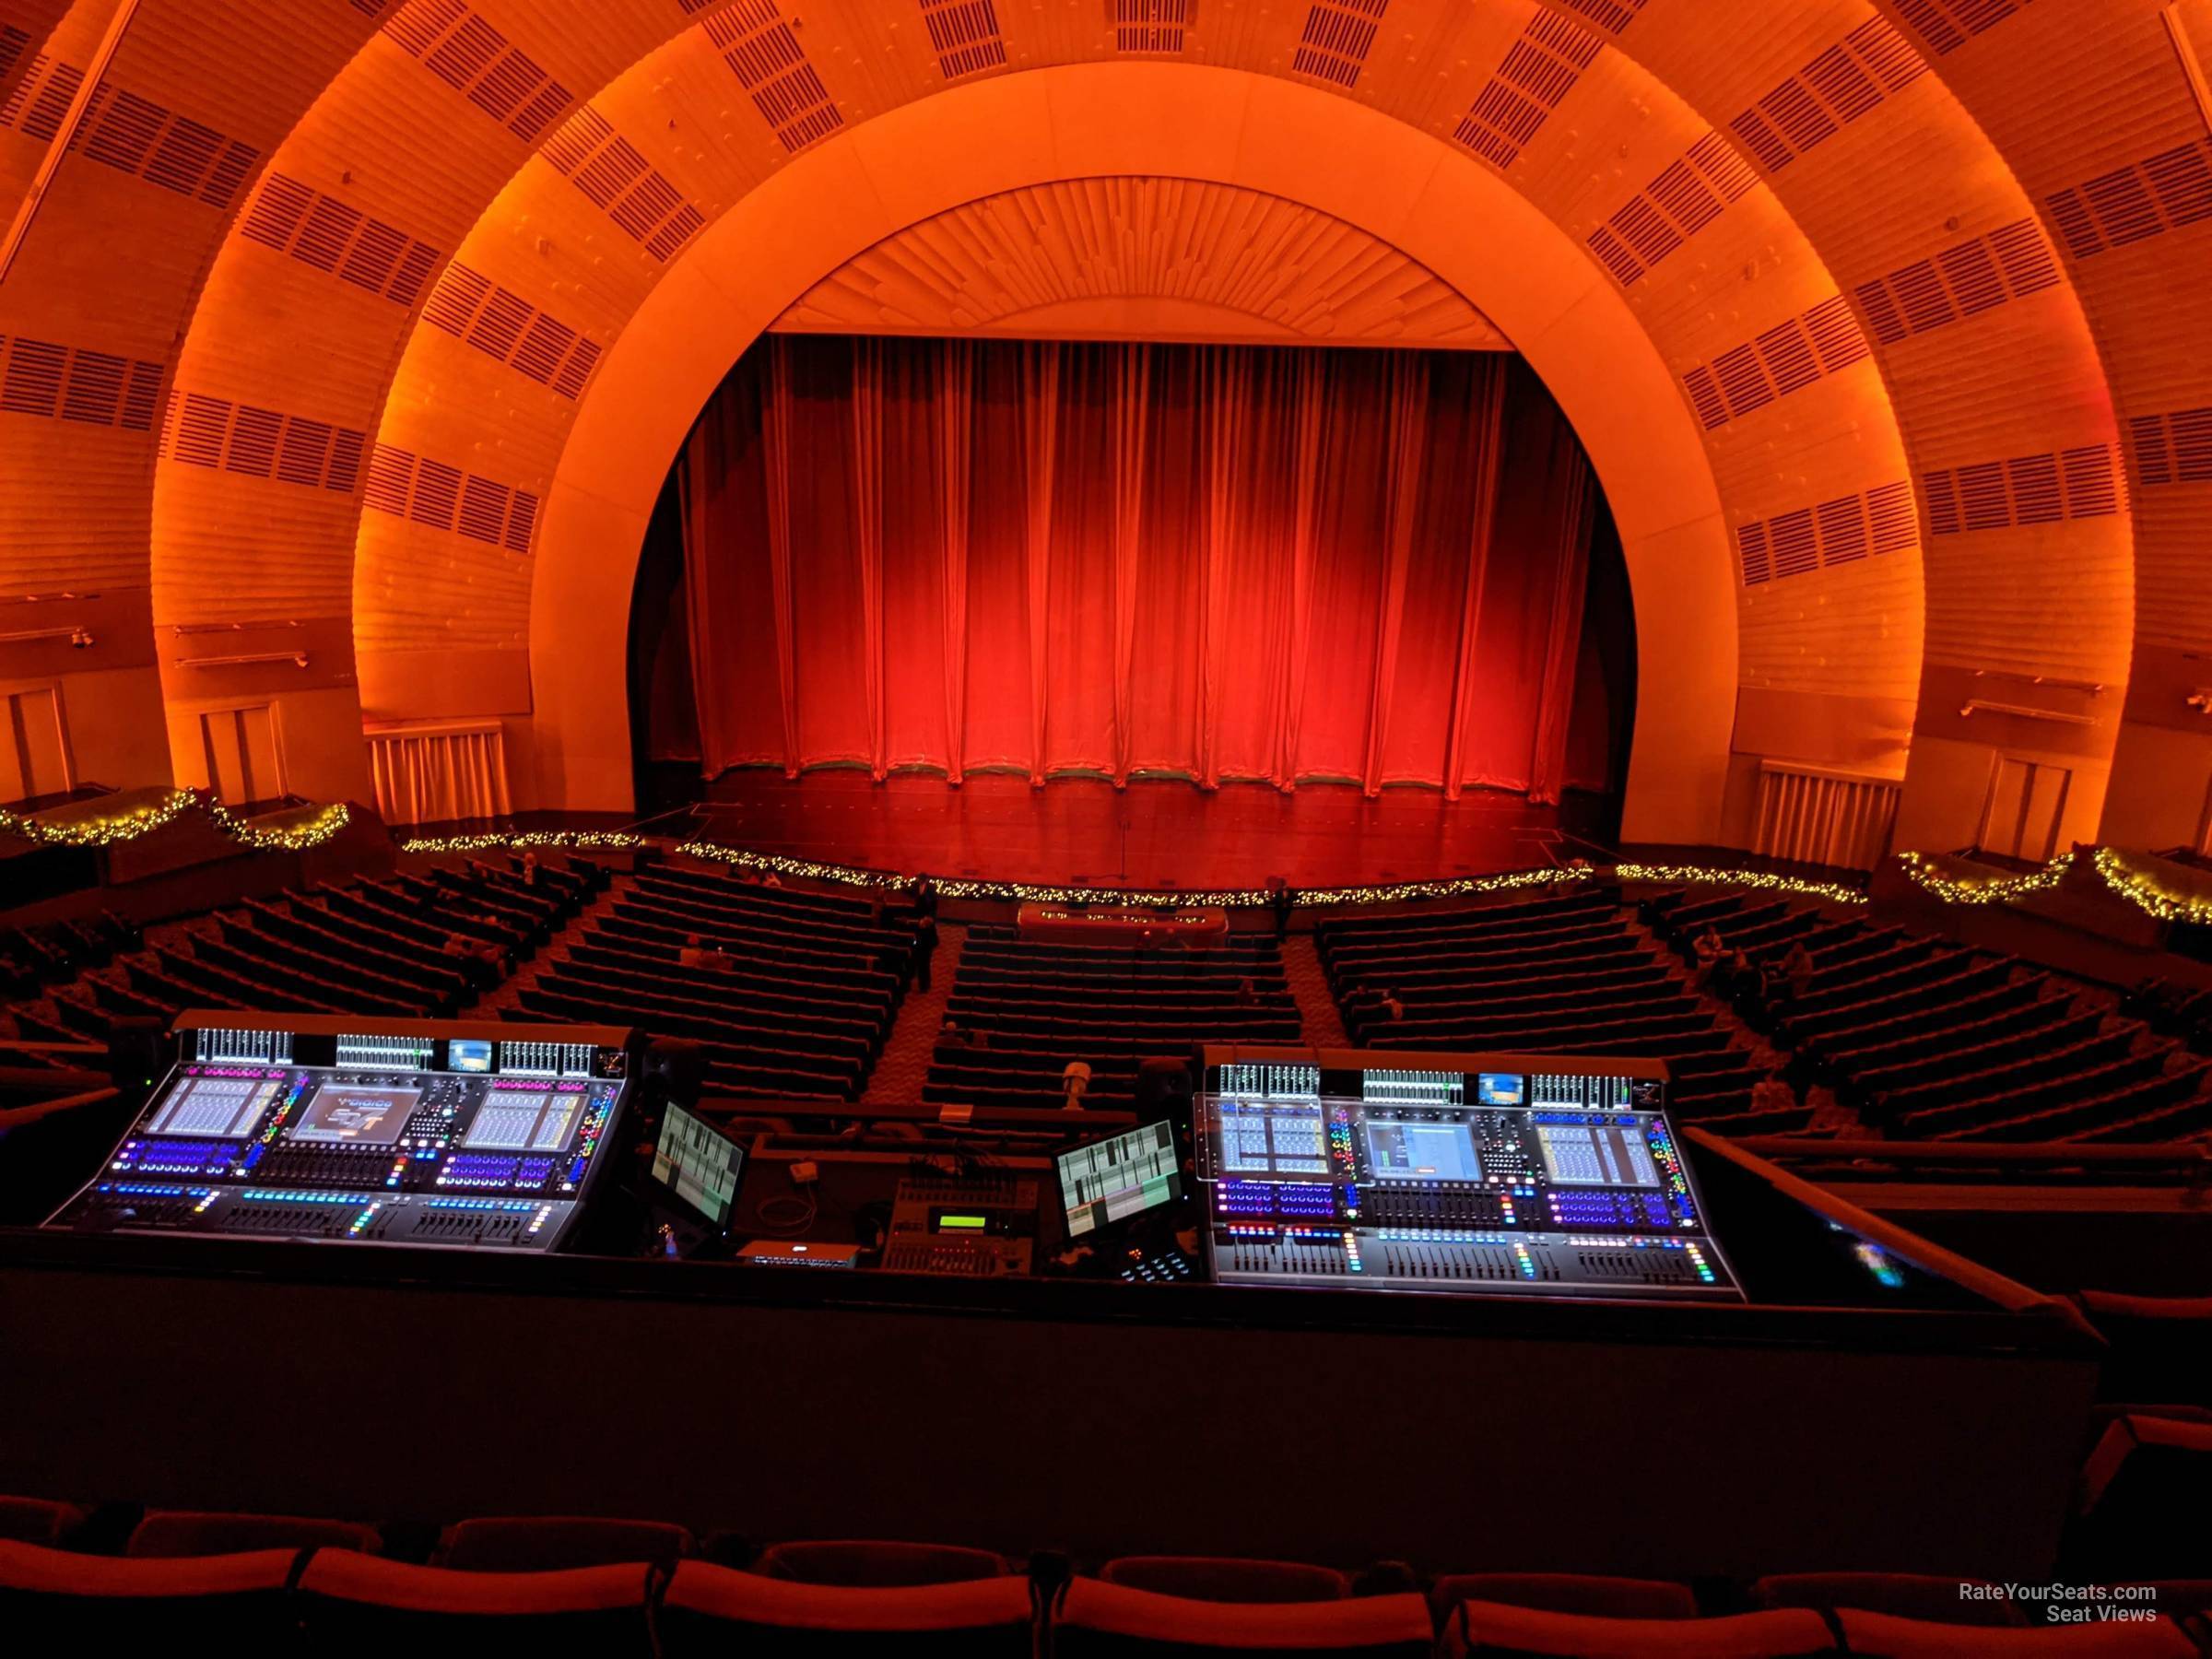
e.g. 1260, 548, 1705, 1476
524, 64, 1765, 843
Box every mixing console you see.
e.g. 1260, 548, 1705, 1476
48, 1014, 633, 1253
1198, 1047, 1742, 1300
882, 1173, 1037, 1277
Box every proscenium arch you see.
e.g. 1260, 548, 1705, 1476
525, 63, 1757, 844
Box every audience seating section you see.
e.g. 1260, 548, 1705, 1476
755, 1537, 1012, 1584
435, 1514, 693, 1573
4, 1514, 2207, 1655
296, 1550, 657, 1655
1053, 1577, 1434, 1657
1099, 1554, 1351, 1601
656, 1561, 1036, 1657
521, 862, 921, 1100
1316, 888, 1790, 1131
1649, 885, 2212, 1146
127, 1509, 381, 1559
924, 925, 1295, 1111
1442, 1600, 1836, 1656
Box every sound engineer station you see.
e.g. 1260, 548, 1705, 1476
48, 1017, 2001, 1315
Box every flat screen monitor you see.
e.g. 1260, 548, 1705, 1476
650, 1103, 745, 1230
1058, 1120, 1183, 1240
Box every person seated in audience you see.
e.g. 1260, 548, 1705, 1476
1062, 1060, 1093, 1109
1378, 989, 1405, 1024
760, 868, 784, 888
941, 1019, 972, 1050
1236, 977, 1260, 1009
731, 864, 763, 885
678, 934, 736, 973
1749, 1076, 1798, 1117
1782, 939, 1816, 994
1720, 946, 1754, 1003
440, 931, 500, 988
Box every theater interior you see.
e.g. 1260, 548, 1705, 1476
2, 0, 2211, 1652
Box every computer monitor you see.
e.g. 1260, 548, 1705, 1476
1057, 1120, 1183, 1240
649, 1102, 745, 1232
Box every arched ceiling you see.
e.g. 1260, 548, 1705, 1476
764, 177, 1513, 347
0, 0, 2203, 850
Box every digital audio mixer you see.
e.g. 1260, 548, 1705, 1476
1197, 1047, 1742, 1301
47, 1013, 633, 1253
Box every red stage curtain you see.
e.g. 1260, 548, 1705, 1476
678, 336, 1604, 797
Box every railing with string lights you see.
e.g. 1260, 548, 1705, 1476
0, 790, 350, 853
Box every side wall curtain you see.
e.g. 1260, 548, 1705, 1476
678, 339, 1606, 797
368, 724, 512, 826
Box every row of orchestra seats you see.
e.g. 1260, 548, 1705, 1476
1316, 888, 1799, 1133
1, 1509, 2201, 1654
0, 910, 136, 998
0, 856, 595, 1043
1646, 887, 2212, 1147
922, 926, 1297, 1111
516, 861, 923, 1100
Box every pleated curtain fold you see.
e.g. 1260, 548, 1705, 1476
677, 337, 1608, 797
367, 724, 512, 827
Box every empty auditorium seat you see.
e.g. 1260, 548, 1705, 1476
128, 1508, 381, 1558
1749, 1572, 2027, 1627
1831, 1606, 2193, 1656
2074, 1290, 2212, 1407
754, 1538, 1012, 1584
1431, 1572, 1697, 1622
294, 1550, 656, 1655
2071, 1414, 2212, 1580
436, 1514, 693, 1572
0, 1495, 86, 1547
655, 1561, 1035, 1656
0, 1540, 303, 1647
1099, 1554, 1350, 1601
1441, 1599, 1834, 1656
1053, 1577, 1431, 1657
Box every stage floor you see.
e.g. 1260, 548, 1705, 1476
664, 771, 1613, 890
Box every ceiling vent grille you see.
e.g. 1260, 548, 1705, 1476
1291, 0, 1387, 89
541, 105, 707, 262
362, 443, 541, 553
3, 62, 260, 210
238, 172, 441, 306
1728, 18, 1924, 173
1451, 10, 1601, 170
1735, 479, 1915, 587
382, 0, 572, 141
419, 260, 603, 397
156, 389, 365, 493
1851, 219, 2058, 344
918, 0, 1006, 78
702, 1, 845, 152
1921, 443, 2123, 535
0, 335, 163, 430
1891, 0, 2040, 55
1553, 0, 1644, 32
2043, 139, 2212, 261
1110, 0, 1194, 53
1584, 130, 1757, 288
2128, 406, 2212, 488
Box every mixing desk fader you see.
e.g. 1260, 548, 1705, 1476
1198, 1048, 1742, 1301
